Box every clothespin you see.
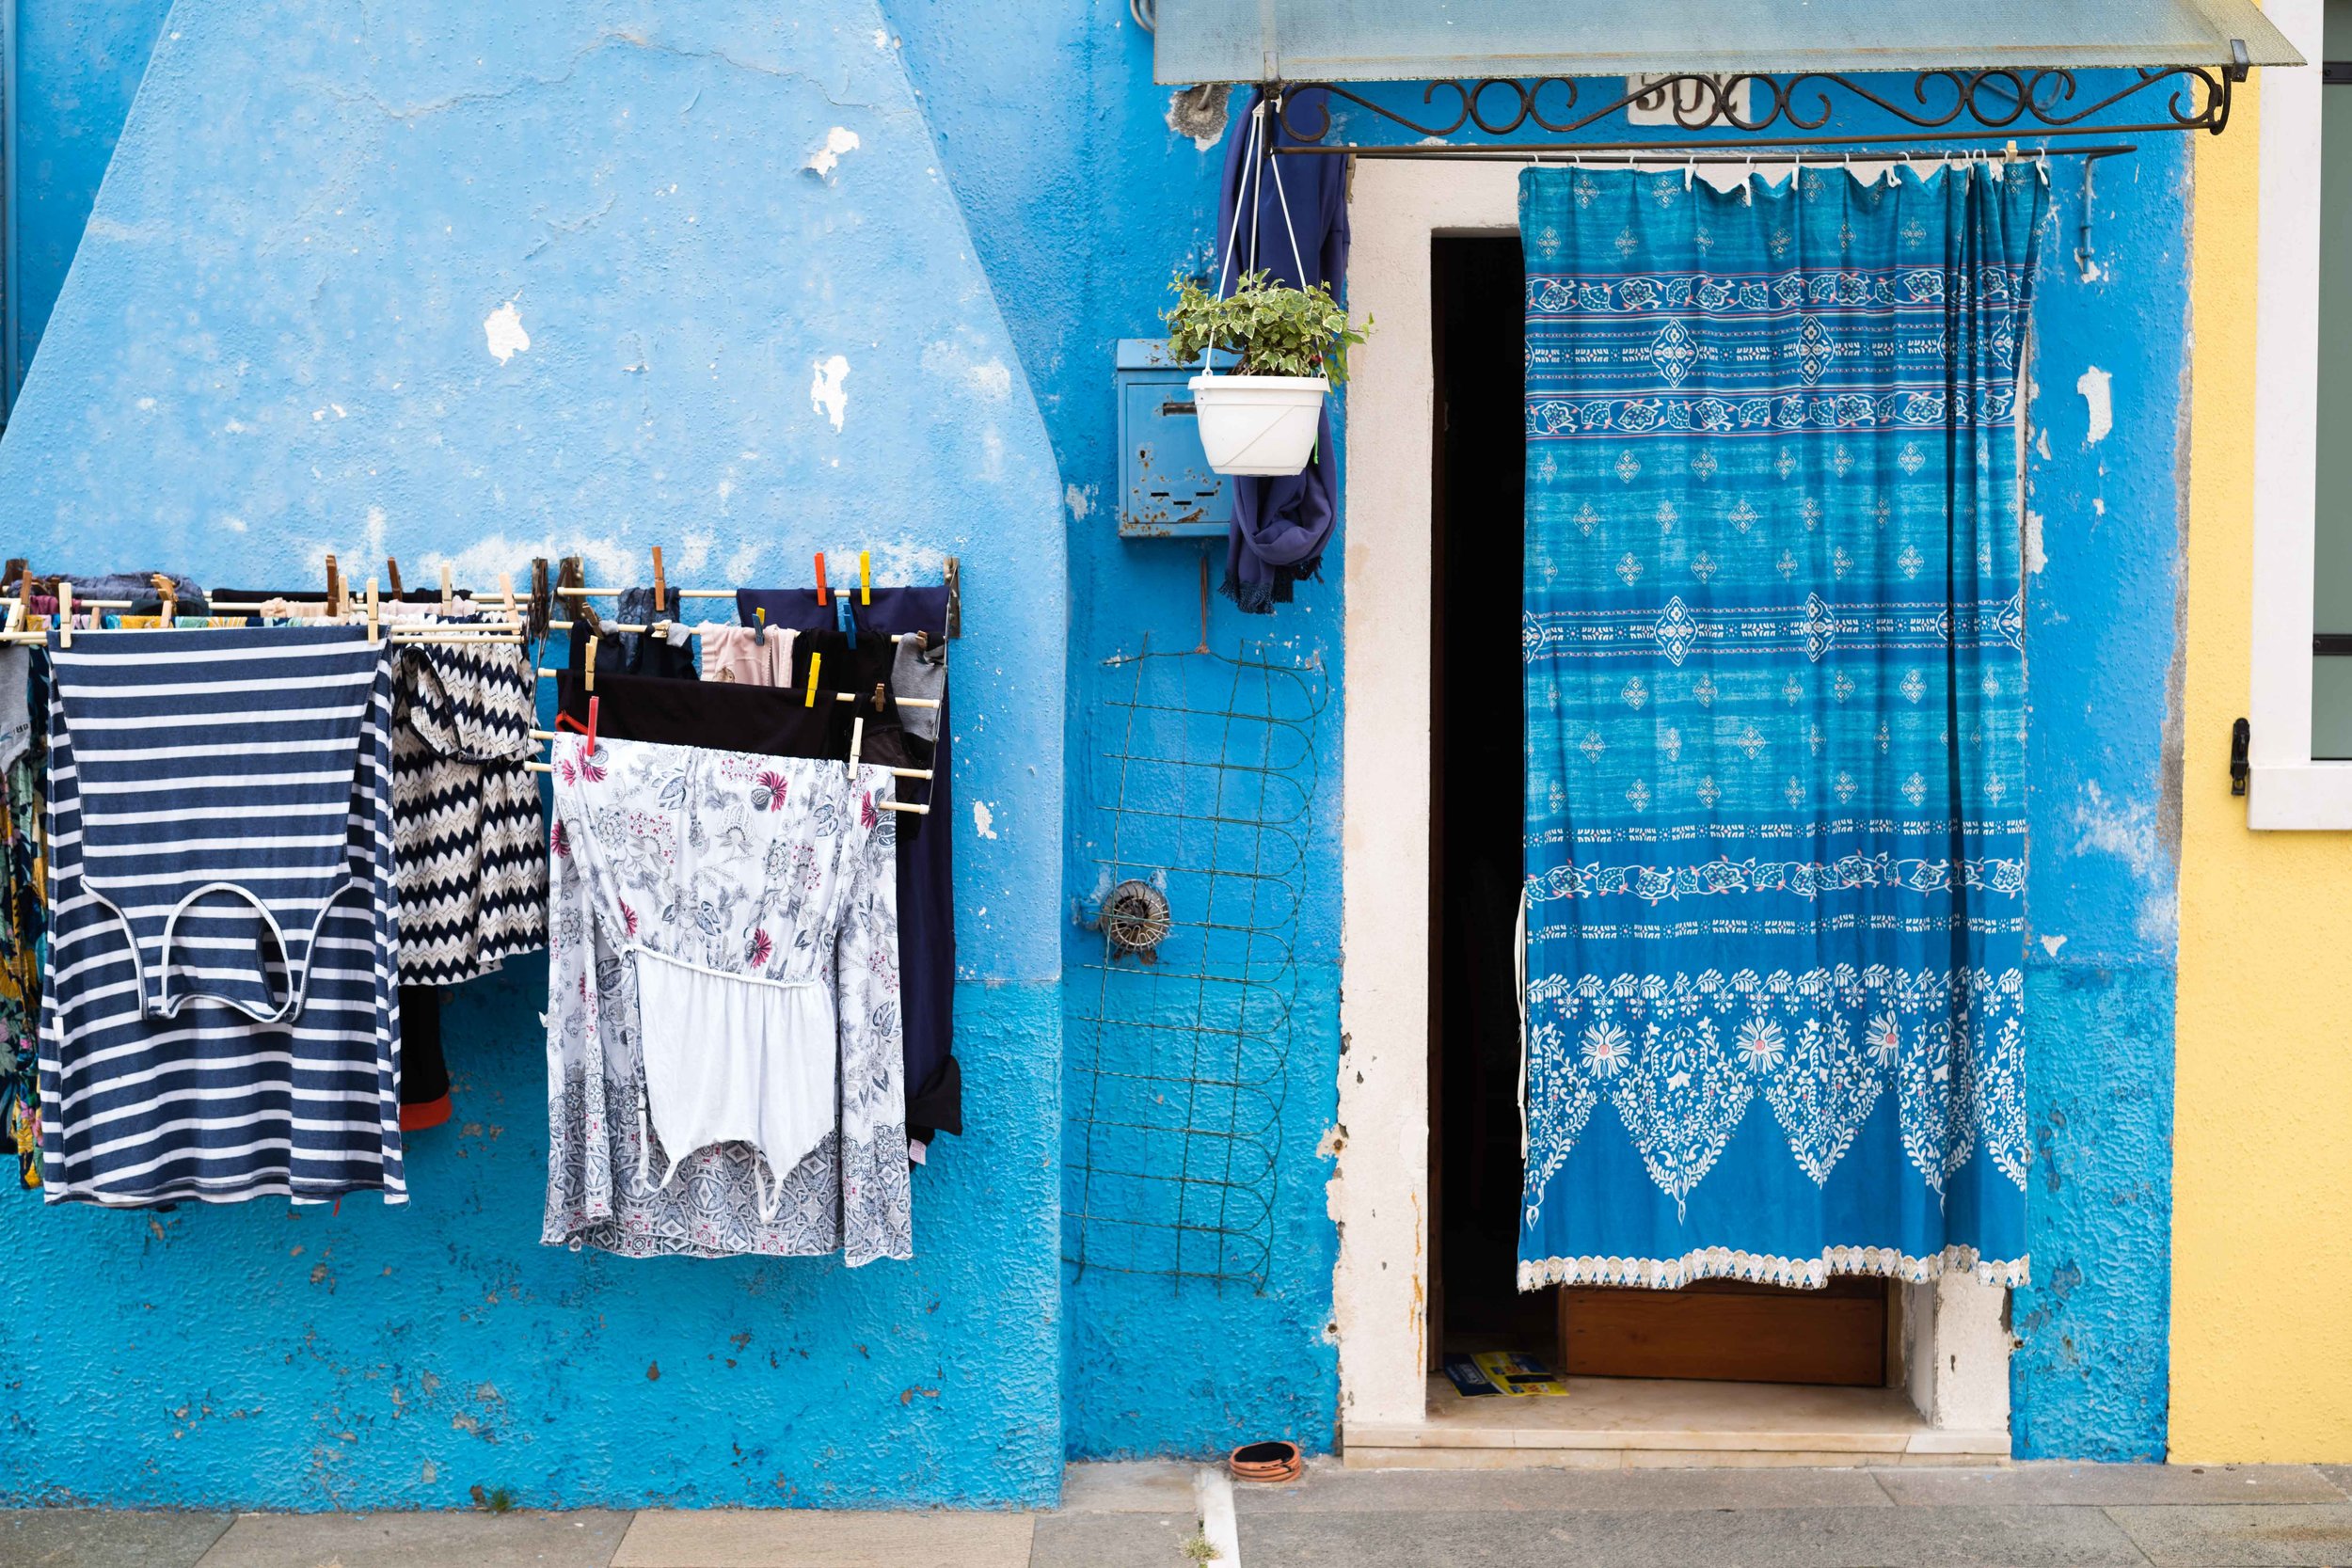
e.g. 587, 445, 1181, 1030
944, 556, 961, 640
57, 582, 72, 649
814, 551, 830, 606
530, 558, 551, 638
651, 546, 667, 617
803, 649, 821, 707
914, 627, 929, 654
152, 572, 176, 626
858, 549, 871, 607
848, 715, 864, 775
752, 605, 768, 647
386, 557, 405, 596
498, 572, 516, 620
439, 562, 453, 614
366, 578, 381, 646
325, 554, 343, 618
585, 634, 599, 693
2004, 138, 2019, 166
14, 571, 30, 628
836, 594, 857, 649
871, 681, 886, 715
585, 694, 600, 752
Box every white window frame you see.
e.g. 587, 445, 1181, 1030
2248, 0, 2352, 827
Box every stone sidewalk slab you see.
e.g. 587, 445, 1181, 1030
1238, 1504, 2147, 1567
1, 1510, 233, 1568
1874, 1463, 2349, 1507
1232, 1461, 1892, 1513
193, 1509, 631, 1567
1028, 1512, 1198, 1567
1058, 1462, 1200, 1513
2109, 1502, 2352, 1565
612, 1509, 1034, 1568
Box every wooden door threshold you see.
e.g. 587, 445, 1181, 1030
1342, 1376, 2010, 1470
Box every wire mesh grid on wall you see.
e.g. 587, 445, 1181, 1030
1065, 637, 1326, 1291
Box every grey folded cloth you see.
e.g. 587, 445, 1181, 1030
892, 633, 946, 742
0, 646, 30, 770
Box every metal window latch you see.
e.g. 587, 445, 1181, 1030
2231, 718, 2250, 798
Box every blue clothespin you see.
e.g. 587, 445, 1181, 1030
836, 594, 856, 648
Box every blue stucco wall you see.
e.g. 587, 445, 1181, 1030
0, 0, 1067, 1509
0, 0, 2190, 1481
2010, 145, 2189, 1462
5, 0, 174, 396
889, 8, 1343, 1459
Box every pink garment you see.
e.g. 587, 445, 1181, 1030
699, 624, 796, 687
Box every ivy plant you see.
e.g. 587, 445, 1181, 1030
1162, 269, 1369, 383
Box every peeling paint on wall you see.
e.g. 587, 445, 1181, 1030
483, 301, 531, 364
810, 354, 851, 432
2076, 365, 2114, 445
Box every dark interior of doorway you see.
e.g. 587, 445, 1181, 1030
1427, 236, 1892, 1388
1429, 235, 1551, 1356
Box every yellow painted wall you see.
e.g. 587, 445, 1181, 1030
2174, 71, 2352, 1461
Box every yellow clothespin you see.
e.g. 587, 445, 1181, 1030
803, 649, 820, 707
439, 562, 454, 614
585, 634, 599, 693
366, 578, 381, 646
57, 582, 72, 649
859, 549, 871, 607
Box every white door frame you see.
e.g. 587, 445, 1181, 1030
1330, 157, 2012, 1442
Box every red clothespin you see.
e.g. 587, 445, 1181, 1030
586, 694, 600, 752
814, 551, 830, 606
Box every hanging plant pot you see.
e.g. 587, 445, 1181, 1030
1188, 372, 1328, 477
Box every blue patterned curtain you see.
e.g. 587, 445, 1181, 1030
1518, 165, 2045, 1291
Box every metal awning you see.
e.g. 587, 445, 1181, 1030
1152, 0, 2303, 86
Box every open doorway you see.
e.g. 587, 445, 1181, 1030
1426, 234, 1892, 1390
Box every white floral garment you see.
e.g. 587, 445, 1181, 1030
540, 734, 911, 1264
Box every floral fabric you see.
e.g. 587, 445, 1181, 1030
541, 734, 910, 1264
1518, 164, 2044, 1290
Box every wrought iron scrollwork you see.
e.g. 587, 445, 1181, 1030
1274, 65, 2232, 149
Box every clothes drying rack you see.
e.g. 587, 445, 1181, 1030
0, 546, 961, 816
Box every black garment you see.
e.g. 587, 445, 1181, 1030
739, 589, 957, 1140
557, 616, 961, 1140
398, 985, 452, 1132
591, 586, 698, 679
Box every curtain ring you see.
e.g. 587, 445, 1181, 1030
1684, 152, 1695, 191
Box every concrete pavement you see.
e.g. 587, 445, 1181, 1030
10, 1460, 2352, 1567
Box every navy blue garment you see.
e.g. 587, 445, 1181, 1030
610, 585, 697, 678
738, 588, 958, 1140
1214, 87, 1350, 613
40, 626, 405, 1206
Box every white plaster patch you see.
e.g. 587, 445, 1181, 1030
2041, 934, 2068, 958
723, 539, 767, 582
1065, 483, 1093, 521
2075, 365, 2112, 445
968, 358, 1012, 401
809, 355, 850, 432
804, 126, 861, 180
2024, 511, 2046, 576
484, 301, 531, 364
972, 800, 998, 839
218, 515, 248, 534
675, 531, 714, 573
2071, 778, 2159, 882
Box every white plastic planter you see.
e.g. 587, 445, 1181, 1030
1188, 373, 1329, 476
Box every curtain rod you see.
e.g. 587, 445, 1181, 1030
1279, 139, 2137, 163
